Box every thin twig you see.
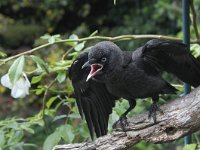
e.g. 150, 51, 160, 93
0, 42, 51, 66
62, 30, 98, 61
190, 0, 200, 41
62, 47, 74, 61
42, 79, 56, 133
0, 34, 199, 66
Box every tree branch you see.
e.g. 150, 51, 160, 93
0, 34, 200, 66
54, 86, 200, 150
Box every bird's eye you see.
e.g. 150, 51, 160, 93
101, 57, 107, 62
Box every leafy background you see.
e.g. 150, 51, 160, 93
0, 0, 200, 150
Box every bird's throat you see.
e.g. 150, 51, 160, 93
86, 64, 103, 82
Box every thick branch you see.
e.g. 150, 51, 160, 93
54, 86, 200, 150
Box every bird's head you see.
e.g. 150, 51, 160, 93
82, 41, 123, 82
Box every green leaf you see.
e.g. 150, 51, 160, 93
53, 34, 61, 38
183, 144, 197, 150
0, 130, 5, 147
0, 50, 7, 58
53, 115, 67, 122
56, 71, 66, 83
31, 74, 45, 84
8, 56, 25, 83
74, 42, 85, 51
31, 55, 49, 73
191, 44, 200, 58
66, 34, 78, 46
40, 34, 61, 43
55, 101, 63, 111
69, 34, 78, 39
8, 130, 24, 144
43, 131, 61, 150
171, 84, 184, 91
46, 96, 57, 108
45, 109, 55, 117
35, 86, 44, 95
68, 113, 80, 119
48, 36, 55, 44
21, 125, 35, 134
58, 125, 74, 143
40, 34, 51, 39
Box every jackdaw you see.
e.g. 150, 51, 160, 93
69, 39, 200, 140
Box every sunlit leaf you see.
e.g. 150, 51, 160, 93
45, 109, 56, 117
0, 50, 7, 58
31, 74, 45, 84
31, 55, 49, 73
48, 36, 55, 44
55, 101, 63, 111
8, 130, 24, 143
35, 86, 45, 95
53, 115, 67, 122
191, 44, 200, 58
40, 34, 51, 39
8, 56, 25, 83
183, 144, 197, 150
171, 84, 184, 91
68, 113, 80, 119
66, 34, 78, 46
21, 125, 35, 134
58, 124, 74, 143
56, 71, 66, 83
74, 42, 85, 51
46, 96, 57, 108
43, 131, 61, 150
0, 130, 5, 147
53, 34, 61, 38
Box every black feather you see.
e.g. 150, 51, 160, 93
69, 40, 200, 140
142, 39, 200, 87
69, 52, 116, 140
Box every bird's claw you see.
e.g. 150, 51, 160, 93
112, 115, 128, 131
148, 103, 164, 123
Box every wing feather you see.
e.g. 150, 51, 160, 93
69, 52, 116, 140
142, 39, 200, 87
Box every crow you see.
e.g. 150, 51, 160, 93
69, 39, 200, 140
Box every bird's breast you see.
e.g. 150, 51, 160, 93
105, 66, 166, 100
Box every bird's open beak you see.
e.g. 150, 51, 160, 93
86, 64, 103, 82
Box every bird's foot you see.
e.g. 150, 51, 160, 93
112, 115, 128, 131
148, 103, 164, 123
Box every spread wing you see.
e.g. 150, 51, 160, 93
68, 52, 116, 140
141, 39, 200, 87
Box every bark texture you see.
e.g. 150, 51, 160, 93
54, 86, 200, 150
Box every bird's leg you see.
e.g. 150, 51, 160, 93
113, 100, 136, 131
148, 95, 164, 123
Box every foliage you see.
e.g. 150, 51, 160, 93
182, 144, 197, 150
0, 113, 43, 149
0, 0, 200, 150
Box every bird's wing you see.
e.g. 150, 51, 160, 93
141, 39, 200, 87
69, 52, 116, 140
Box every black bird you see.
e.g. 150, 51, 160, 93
69, 39, 200, 139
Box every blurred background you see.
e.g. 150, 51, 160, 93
0, 0, 200, 150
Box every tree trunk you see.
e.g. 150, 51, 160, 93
54, 86, 200, 150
